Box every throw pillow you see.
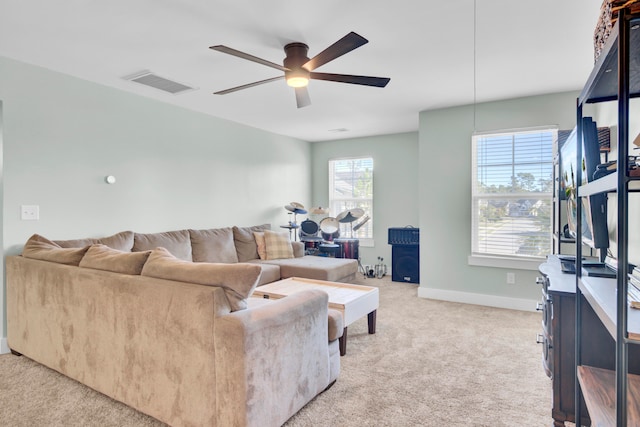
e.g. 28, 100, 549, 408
54, 230, 134, 252
189, 227, 239, 263
141, 247, 261, 311
133, 229, 192, 261
22, 234, 89, 266
232, 224, 271, 262
264, 230, 294, 260
79, 244, 151, 275
253, 231, 267, 260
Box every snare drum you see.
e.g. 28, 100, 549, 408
335, 238, 359, 260
319, 217, 340, 241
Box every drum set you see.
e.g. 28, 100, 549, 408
296, 206, 370, 259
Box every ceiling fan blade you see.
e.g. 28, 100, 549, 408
295, 87, 311, 108
303, 32, 368, 71
214, 76, 284, 95
209, 45, 289, 72
310, 72, 390, 87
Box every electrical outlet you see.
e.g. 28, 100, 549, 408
506, 272, 516, 284
21, 205, 39, 220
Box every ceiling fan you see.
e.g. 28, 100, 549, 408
209, 32, 390, 108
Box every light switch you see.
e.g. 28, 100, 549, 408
21, 205, 39, 220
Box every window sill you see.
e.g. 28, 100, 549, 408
358, 238, 374, 248
467, 254, 543, 271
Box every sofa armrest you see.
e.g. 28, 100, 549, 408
214, 290, 331, 427
292, 241, 305, 257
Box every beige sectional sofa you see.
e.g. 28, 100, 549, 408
6, 225, 355, 427
51, 224, 357, 285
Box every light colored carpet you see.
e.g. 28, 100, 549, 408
0, 276, 551, 426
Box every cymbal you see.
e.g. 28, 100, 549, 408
336, 208, 365, 223
310, 206, 329, 215
285, 202, 307, 214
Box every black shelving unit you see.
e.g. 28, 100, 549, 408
574, 8, 640, 426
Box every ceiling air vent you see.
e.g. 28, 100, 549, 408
123, 70, 196, 95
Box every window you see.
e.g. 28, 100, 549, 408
471, 127, 556, 263
329, 157, 373, 244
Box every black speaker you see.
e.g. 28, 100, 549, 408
391, 245, 419, 284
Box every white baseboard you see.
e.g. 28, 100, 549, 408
0, 337, 9, 354
417, 287, 537, 312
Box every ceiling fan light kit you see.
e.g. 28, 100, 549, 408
283, 42, 311, 88
209, 32, 390, 108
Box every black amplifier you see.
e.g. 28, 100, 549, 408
388, 227, 419, 246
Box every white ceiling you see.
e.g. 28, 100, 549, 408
0, 0, 603, 142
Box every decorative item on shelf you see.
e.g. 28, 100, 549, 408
628, 274, 640, 309
594, 0, 640, 61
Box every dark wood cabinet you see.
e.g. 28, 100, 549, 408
538, 257, 590, 427
539, 256, 640, 426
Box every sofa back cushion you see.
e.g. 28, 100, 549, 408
141, 247, 261, 311
22, 234, 89, 266
253, 231, 267, 260
232, 224, 271, 262
54, 231, 135, 252
133, 229, 192, 261
79, 244, 151, 275
189, 228, 239, 263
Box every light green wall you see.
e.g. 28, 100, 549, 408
419, 91, 580, 303
0, 57, 311, 348
0, 56, 594, 350
311, 132, 419, 269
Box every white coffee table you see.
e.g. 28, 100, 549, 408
252, 277, 379, 355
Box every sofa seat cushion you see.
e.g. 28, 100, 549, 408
22, 234, 89, 266
243, 261, 281, 286
54, 231, 134, 252
141, 247, 261, 311
242, 259, 280, 286
189, 228, 239, 263
79, 244, 151, 275
133, 229, 192, 261
256, 256, 358, 283
232, 224, 270, 262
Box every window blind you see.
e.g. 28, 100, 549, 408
471, 129, 556, 259
329, 157, 373, 239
